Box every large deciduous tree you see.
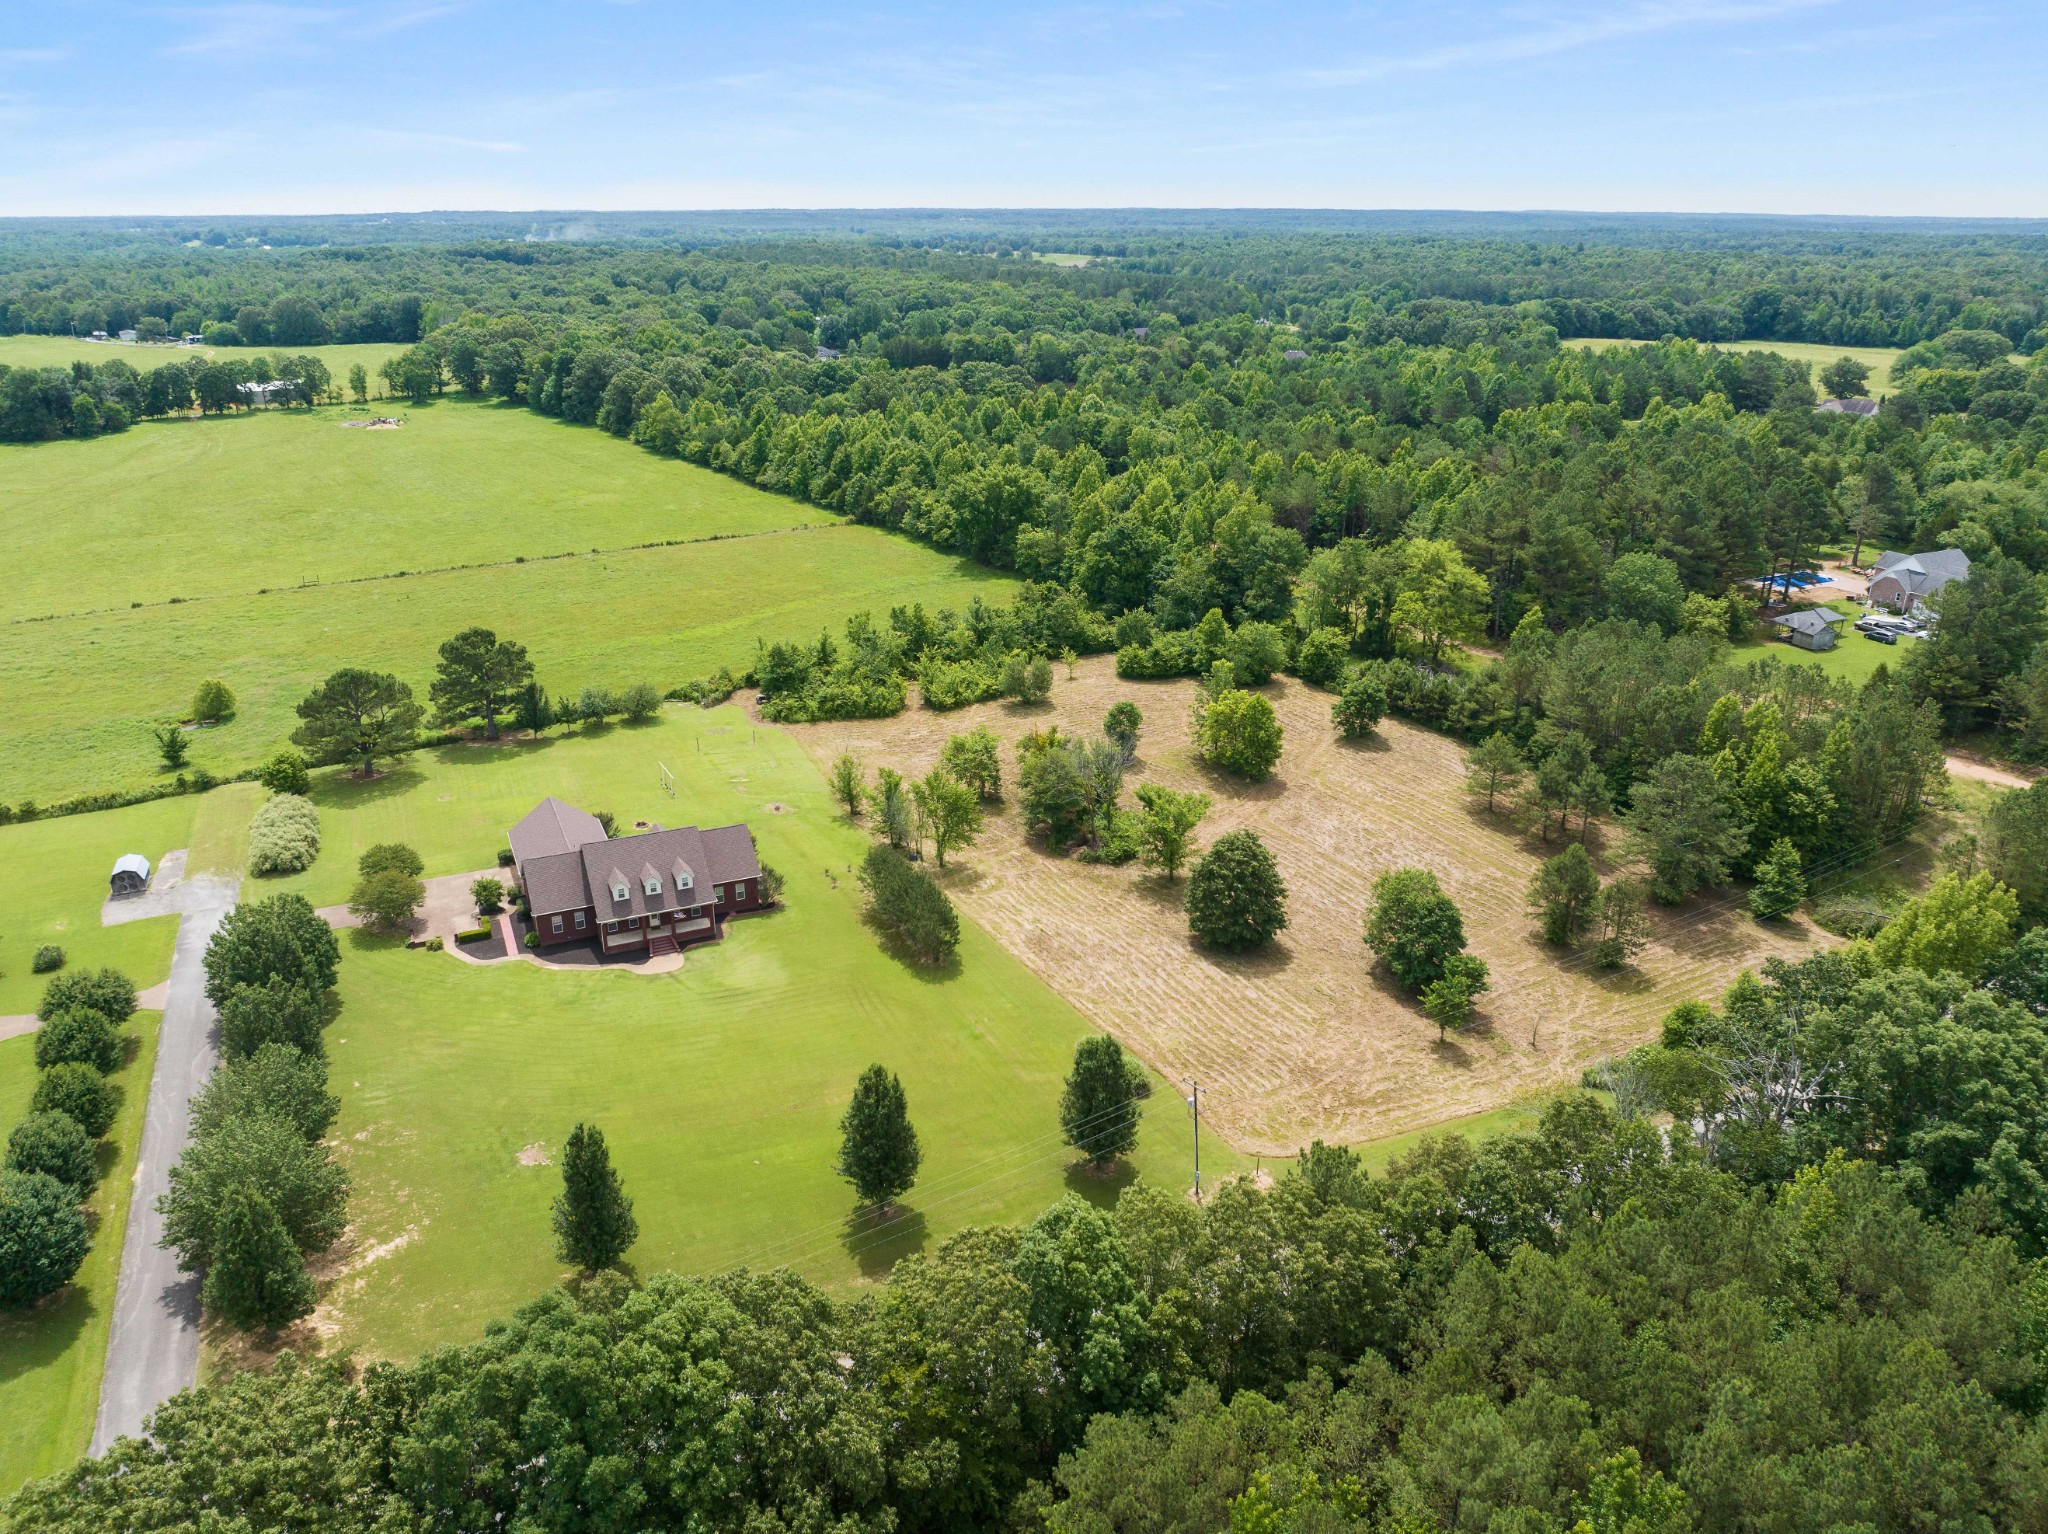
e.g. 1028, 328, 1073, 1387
1186, 830, 1288, 950
1135, 784, 1210, 879
204, 895, 340, 1008
159, 1111, 349, 1272
1365, 868, 1467, 991
291, 668, 423, 775
429, 628, 534, 740
202, 1188, 317, 1331
0, 1169, 90, 1307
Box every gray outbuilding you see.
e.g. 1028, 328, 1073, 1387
109, 853, 152, 897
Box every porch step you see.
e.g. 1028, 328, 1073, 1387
646, 932, 680, 957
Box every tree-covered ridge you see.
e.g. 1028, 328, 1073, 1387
3, 212, 2046, 348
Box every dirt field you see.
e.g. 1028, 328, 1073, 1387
776, 657, 1827, 1155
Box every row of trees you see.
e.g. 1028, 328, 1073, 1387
156, 895, 347, 1330
0, 968, 140, 1308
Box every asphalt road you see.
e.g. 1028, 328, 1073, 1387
90, 872, 238, 1453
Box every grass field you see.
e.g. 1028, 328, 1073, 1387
176, 703, 1243, 1367
0, 334, 407, 381
1574, 337, 1907, 396
0, 402, 821, 622
784, 659, 1830, 1153
1737, 601, 1920, 687
0, 1011, 163, 1496
0, 796, 194, 1017
0, 401, 1017, 807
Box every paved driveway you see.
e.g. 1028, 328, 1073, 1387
90, 869, 239, 1453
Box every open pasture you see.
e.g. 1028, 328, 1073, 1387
781, 659, 1830, 1154
186, 705, 1239, 1366
0, 403, 1016, 807
0, 334, 407, 382
1574, 337, 1907, 396
0, 401, 818, 622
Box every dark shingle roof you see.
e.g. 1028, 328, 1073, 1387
509, 796, 606, 867
520, 811, 762, 919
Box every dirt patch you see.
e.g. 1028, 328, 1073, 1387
517, 1142, 551, 1166
765, 801, 792, 814
779, 657, 1826, 1154
1945, 752, 2035, 790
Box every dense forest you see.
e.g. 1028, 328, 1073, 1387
8, 933, 2048, 1533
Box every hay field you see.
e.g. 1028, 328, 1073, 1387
0, 334, 407, 380
780, 659, 1826, 1154
1573, 337, 1907, 396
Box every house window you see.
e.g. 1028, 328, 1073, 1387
644, 875, 662, 897
574, 911, 587, 931
551, 915, 564, 934
736, 881, 748, 901
715, 884, 727, 904
625, 916, 639, 928
611, 880, 629, 902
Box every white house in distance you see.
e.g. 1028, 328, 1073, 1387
1868, 548, 1971, 613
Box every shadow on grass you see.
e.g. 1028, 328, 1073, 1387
1188, 933, 1296, 978
1332, 731, 1394, 755
427, 734, 559, 769
858, 911, 964, 985
841, 1203, 929, 1277
0, 1285, 92, 1390
1061, 1158, 1139, 1210
343, 926, 410, 956
311, 764, 428, 810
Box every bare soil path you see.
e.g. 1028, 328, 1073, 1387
779, 658, 1824, 1155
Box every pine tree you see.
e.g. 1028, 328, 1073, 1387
551, 1123, 639, 1270
1464, 732, 1525, 812
837, 1065, 921, 1211
202, 1187, 316, 1331
1749, 838, 1807, 920
1060, 1035, 1141, 1167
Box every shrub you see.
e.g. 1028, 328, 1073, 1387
1186, 830, 1288, 950
757, 863, 785, 906
32, 944, 65, 974
39, 967, 137, 1025
358, 842, 424, 879
248, 794, 322, 876
7, 1111, 98, 1194
0, 1169, 91, 1307
497, 846, 517, 868
256, 749, 311, 796
1103, 702, 1142, 762
1332, 668, 1389, 738
1293, 626, 1350, 688
32, 1062, 119, 1139
425, 936, 445, 952
620, 682, 662, 722
191, 679, 236, 723
34, 1009, 122, 1075
1811, 895, 1891, 938
1196, 690, 1284, 780
858, 845, 959, 966
471, 877, 505, 915
1222, 621, 1289, 687
455, 926, 493, 944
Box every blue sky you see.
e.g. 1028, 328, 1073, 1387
3, 1, 2044, 217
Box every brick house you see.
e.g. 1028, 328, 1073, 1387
508, 796, 766, 957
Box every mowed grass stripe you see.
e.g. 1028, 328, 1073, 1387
0, 400, 821, 622
0, 523, 1015, 806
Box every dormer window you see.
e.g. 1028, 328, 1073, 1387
609, 875, 630, 902
672, 857, 694, 894
643, 875, 662, 897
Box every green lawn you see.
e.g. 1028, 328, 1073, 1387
1736, 603, 1919, 688
0, 402, 1016, 807
1573, 338, 1906, 397
0, 334, 408, 381
0, 1011, 163, 1496
190, 703, 1245, 1362
0, 796, 194, 1016
0, 401, 823, 622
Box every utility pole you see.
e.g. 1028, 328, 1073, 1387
1187, 1080, 1201, 1203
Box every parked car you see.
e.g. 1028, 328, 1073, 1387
1869, 627, 1898, 645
